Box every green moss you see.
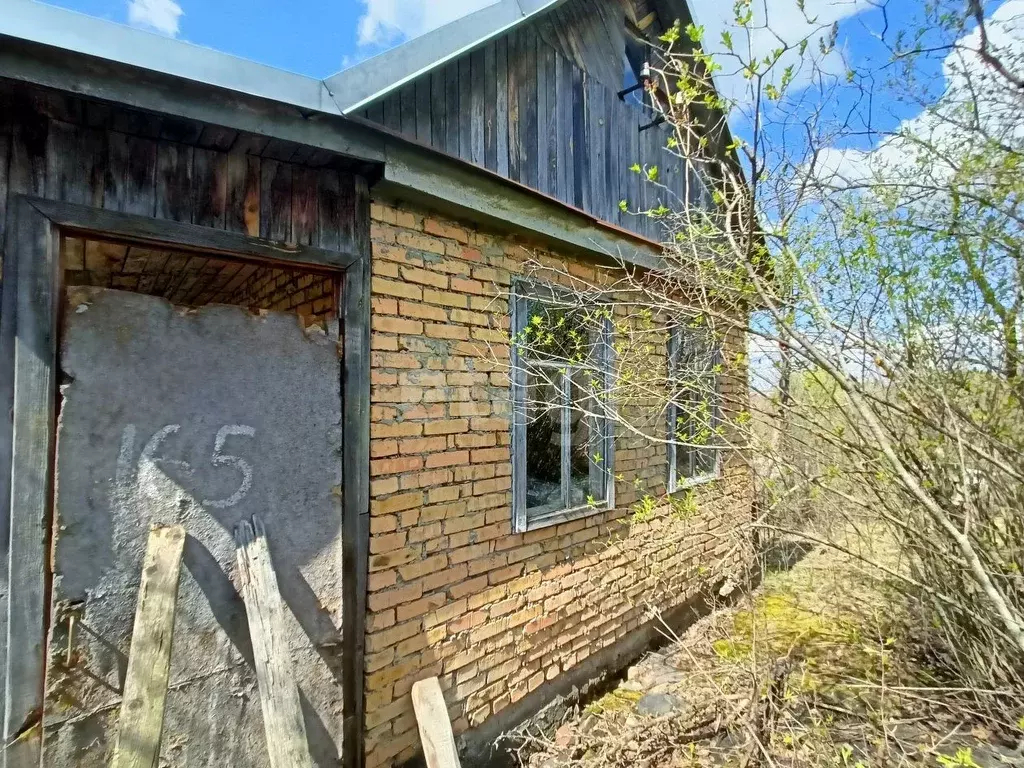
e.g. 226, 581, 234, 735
585, 688, 644, 715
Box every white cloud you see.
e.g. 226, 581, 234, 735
813, 0, 1024, 189
694, 0, 872, 102
356, 0, 496, 48
127, 0, 182, 36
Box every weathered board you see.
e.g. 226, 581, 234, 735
0, 81, 368, 256
411, 678, 461, 768
235, 516, 314, 768
43, 287, 344, 767
110, 524, 186, 768
355, 0, 692, 241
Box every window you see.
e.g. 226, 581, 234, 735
510, 282, 614, 532
667, 324, 722, 492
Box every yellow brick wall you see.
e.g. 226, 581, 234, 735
364, 200, 754, 767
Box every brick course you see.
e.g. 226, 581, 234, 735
364, 200, 753, 767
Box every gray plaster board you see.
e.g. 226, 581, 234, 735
44, 287, 344, 767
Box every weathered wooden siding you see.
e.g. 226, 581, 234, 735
533, 0, 627, 91
0, 77, 368, 762
0, 81, 369, 261
358, 0, 695, 241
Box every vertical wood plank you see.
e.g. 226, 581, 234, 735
572, 67, 589, 210
430, 69, 447, 151
5, 124, 49, 768
411, 678, 461, 768
340, 176, 371, 768
9, 107, 48, 204
458, 56, 472, 163
0, 126, 14, 764
444, 61, 460, 158
155, 141, 193, 222
4, 199, 58, 768
45, 120, 88, 205
259, 159, 292, 242
483, 41, 498, 172
627, 105, 639, 228
291, 166, 318, 247
234, 517, 313, 768
124, 135, 158, 217
521, 32, 539, 190
495, 36, 509, 177
400, 84, 417, 139
609, 99, 623, 227
104, 131, 129, 212
317, 168, 342, 252
554, 52, 570, 204
415, 79, 432, 145
382, 92, 402, 133
470, 47, 485, 167
543, 43, 558, 196
110, 525, 186, 768
191, 147, 228, 229
80, 127, 108, 209
336, 172, 364, 260
535, 40, 550, 195
590, 80, 607, 221
507, 30, 521, 183
364, 101, 384, 126
226, 153, 261, 236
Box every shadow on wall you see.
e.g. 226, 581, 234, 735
43, 288, 345, 766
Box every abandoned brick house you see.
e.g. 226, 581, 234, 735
0, 0, 752, 766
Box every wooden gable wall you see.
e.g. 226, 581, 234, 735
356, 0, 699, 242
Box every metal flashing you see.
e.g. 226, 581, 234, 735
1, 0, 339, 115
322, 0, 566, 114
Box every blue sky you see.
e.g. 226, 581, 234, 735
41, 0, 500, 76
38, 0, 1012, 154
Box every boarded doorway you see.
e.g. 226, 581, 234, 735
43, 236, 346, 765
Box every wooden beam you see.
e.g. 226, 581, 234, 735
25, 197, 356, 272
110, 524, 186, 768
234, 516, 313, 768
637, 11, 658, 30
341, 181, 371, 768
411, 678, 461, 768
4, 197, 59, 768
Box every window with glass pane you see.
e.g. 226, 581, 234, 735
667, 324, 722, 492
512, 283, 613, 531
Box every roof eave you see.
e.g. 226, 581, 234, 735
2, 0, 339, 116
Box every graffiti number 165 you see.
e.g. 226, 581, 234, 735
116, 424, 256, 509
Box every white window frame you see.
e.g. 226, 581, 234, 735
510, 280, 615, 532
666, 325, 722, 493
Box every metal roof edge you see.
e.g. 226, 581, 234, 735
1, 0, 339, 115
323, 0, 566, 115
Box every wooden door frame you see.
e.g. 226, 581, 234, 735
0, 196, 370, 768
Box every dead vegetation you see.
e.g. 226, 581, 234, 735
511, 526, 1024, 768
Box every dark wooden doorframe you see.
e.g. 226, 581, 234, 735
0, 196, 370, 768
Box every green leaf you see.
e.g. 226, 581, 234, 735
685, 23, 704, 43
647, 165, 659, 181
721, 30, 733, 51
660, 23, 680, 44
